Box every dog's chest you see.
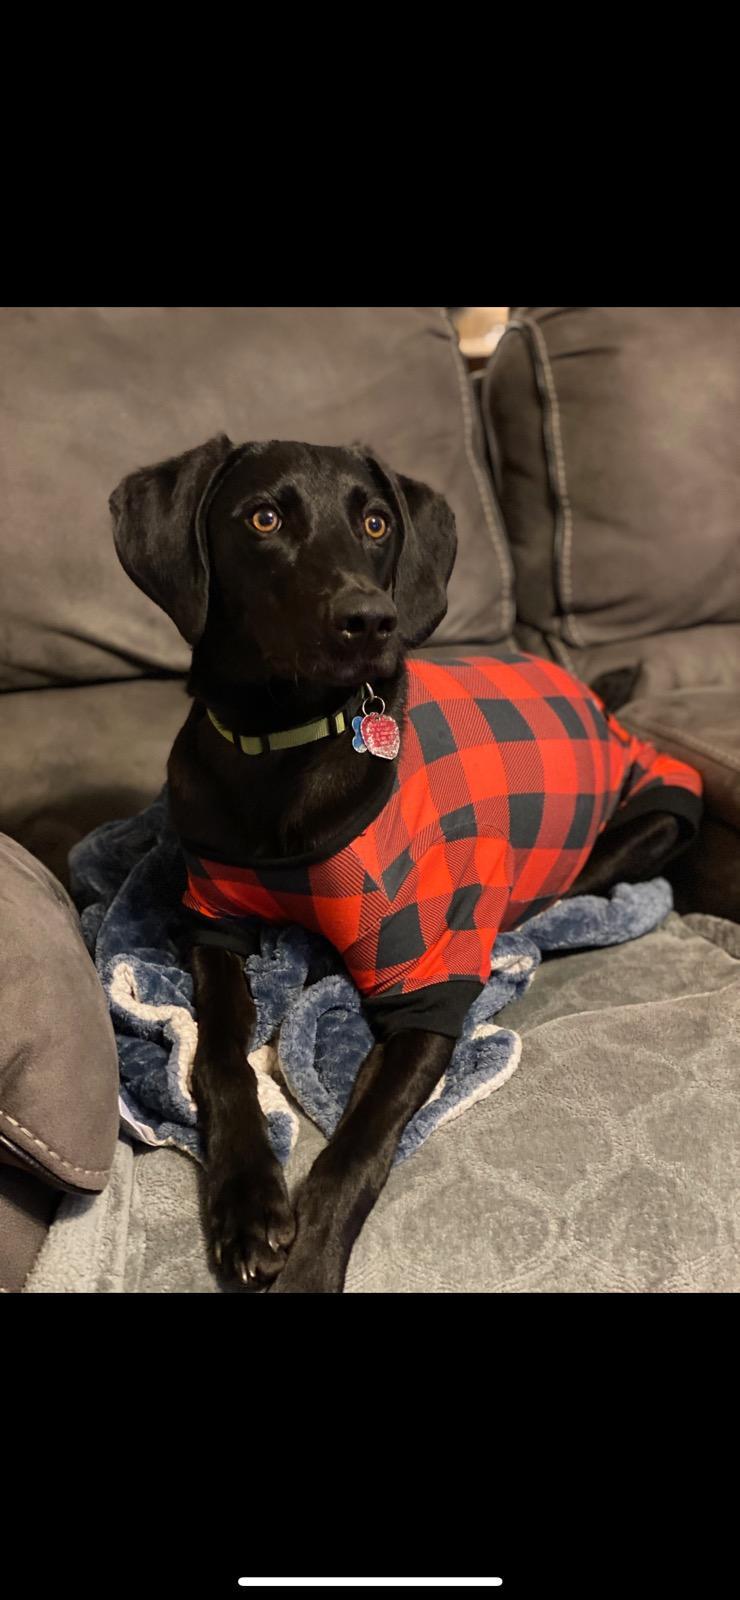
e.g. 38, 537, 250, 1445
170, 711, 391, 864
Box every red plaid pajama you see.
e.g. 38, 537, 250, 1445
183, 655, 703, 1038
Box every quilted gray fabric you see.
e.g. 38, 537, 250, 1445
26, 910, 740, 1293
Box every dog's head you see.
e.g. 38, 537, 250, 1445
109, 435, 457, 688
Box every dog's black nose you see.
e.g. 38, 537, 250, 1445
331, 590, 398, 643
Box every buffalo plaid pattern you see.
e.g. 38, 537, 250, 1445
183, 654, 702, 1020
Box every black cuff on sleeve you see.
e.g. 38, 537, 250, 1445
615, 783, 703, 844
363, 979, 484, 1043
181, 908, 261, 959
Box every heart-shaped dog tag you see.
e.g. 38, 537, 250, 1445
360, 712, 400, 761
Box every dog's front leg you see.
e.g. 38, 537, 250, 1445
191, 945, 296, 1289
271, 1029, 454, 1294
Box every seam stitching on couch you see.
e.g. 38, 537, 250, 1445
439, 308, 514, 636
545, 633, 579, 675
484, 328, 578, 674
509, 317, 586, 650
528, 319, 585, 647
478, 336, 505, 497
0, 1110, 109, 1178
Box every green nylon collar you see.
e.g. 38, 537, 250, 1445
206, 689, 365, 757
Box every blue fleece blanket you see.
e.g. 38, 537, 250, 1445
69, 789, 674, 1167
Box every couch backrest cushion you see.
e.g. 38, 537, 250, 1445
0, 307, 512, 689
483, 306, 740, 649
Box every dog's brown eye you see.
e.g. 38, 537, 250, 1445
364, 513, 387, 540
249, 507, 281, 533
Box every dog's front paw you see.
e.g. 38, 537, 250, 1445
206, 1155, 296, 1291
268, 1222, 347, 1294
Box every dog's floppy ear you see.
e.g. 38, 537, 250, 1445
393, 472, 457, 645
360, 451, 457, 647
109, 433, 235, 645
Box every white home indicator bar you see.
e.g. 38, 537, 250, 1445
237, 1582, 503, 1589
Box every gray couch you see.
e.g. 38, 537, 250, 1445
2, 305, 739, 1292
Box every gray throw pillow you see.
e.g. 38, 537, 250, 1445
0, 833, 119, 1193
483, 307, 740, 653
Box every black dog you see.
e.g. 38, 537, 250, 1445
110, 436, 710, 1293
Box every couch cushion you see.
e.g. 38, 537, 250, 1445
0, 307, 512, 690
483, 307, 740, 650
25, 909, 740, 1293
0, 676, 188, 884
525, 623, 740, 701
0, 834, 119, 1194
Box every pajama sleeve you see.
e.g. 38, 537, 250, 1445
604, 711, 704, 840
